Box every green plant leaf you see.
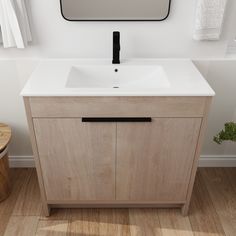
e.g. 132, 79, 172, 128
213, 122, 236, 144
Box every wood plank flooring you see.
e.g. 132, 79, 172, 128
0, 168, 235, 236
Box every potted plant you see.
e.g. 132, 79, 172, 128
214, 122, 236, 144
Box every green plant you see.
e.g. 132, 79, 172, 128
214, 122, 236, 144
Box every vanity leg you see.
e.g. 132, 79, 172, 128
42, 204, 51, 217
24, 98, 51, 217
181, 98, 213, 217
181, 203, 190, 216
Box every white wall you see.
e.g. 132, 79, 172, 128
0, 60, 37, 156
0, 0, 236, 58
193, 60, 236, 157
0, 59, 235, 167
0, 0, 236, 166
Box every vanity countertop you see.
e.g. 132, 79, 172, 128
21, 59, 215, 96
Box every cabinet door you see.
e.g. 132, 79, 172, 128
34, 118, 116, 201
116, 118, 201, 202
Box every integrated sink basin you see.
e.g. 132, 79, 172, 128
66, 65, 170, 89
20, 59, 215, 96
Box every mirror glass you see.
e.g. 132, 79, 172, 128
60, 0, 171, 21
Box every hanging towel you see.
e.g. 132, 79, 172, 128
0, 0, 32, 48
15, 0, 32, 44
193, 0, 228, 40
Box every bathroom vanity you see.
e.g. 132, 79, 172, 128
21, 59, 214, 216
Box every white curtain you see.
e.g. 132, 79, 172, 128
0, 0, 32, 48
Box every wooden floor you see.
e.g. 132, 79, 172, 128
0, 168, 235, 236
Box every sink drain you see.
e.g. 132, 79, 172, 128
113, 86, 119, 88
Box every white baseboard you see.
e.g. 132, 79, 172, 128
198, 155, 236, 167
9, 156, 35, 168
9, 155, 236, 168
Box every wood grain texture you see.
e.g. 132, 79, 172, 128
33, 118, 116, 201
182, 97, 212, 215
1, 168, 236, 235
116, 118, 201, 201
98, 209, 130, 236
0, 169, 31, 235
201, 168, 236, 236
36, 220, 69, 236
13, 169, 42, 216
129, 209, 162, 236
69, 209, 102, 235
69, 209, 130, 235
3, 216, 39, 236
40, 208, 71, 221
0, 123, 11, 152
226, 168, 236, 192
188, 171, 225, 236
29, 96, 207, 118
0, 152, 11, 202
158, 209, 193, 236
24, 98, 50, 216
25, 96, 211, 215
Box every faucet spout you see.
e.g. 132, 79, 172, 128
112, 31, 120, 64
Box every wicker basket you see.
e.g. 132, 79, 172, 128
0, 146, 11, 201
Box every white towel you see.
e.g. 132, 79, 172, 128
193, 0, 228, 40
0, 0, 32, 48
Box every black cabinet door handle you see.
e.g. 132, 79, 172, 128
82, 117, 152, 122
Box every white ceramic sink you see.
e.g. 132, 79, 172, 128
20, 59, 215, 96
66, 65, 170, 89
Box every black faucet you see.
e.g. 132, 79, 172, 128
112, 31, 120, 64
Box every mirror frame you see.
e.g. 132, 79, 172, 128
60, 0, 171, 21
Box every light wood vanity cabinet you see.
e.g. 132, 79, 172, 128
116, 118, 201, 202
33, 119, 116, 201
24, 96, 212, 216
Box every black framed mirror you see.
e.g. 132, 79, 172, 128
60, 0, 171, 21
